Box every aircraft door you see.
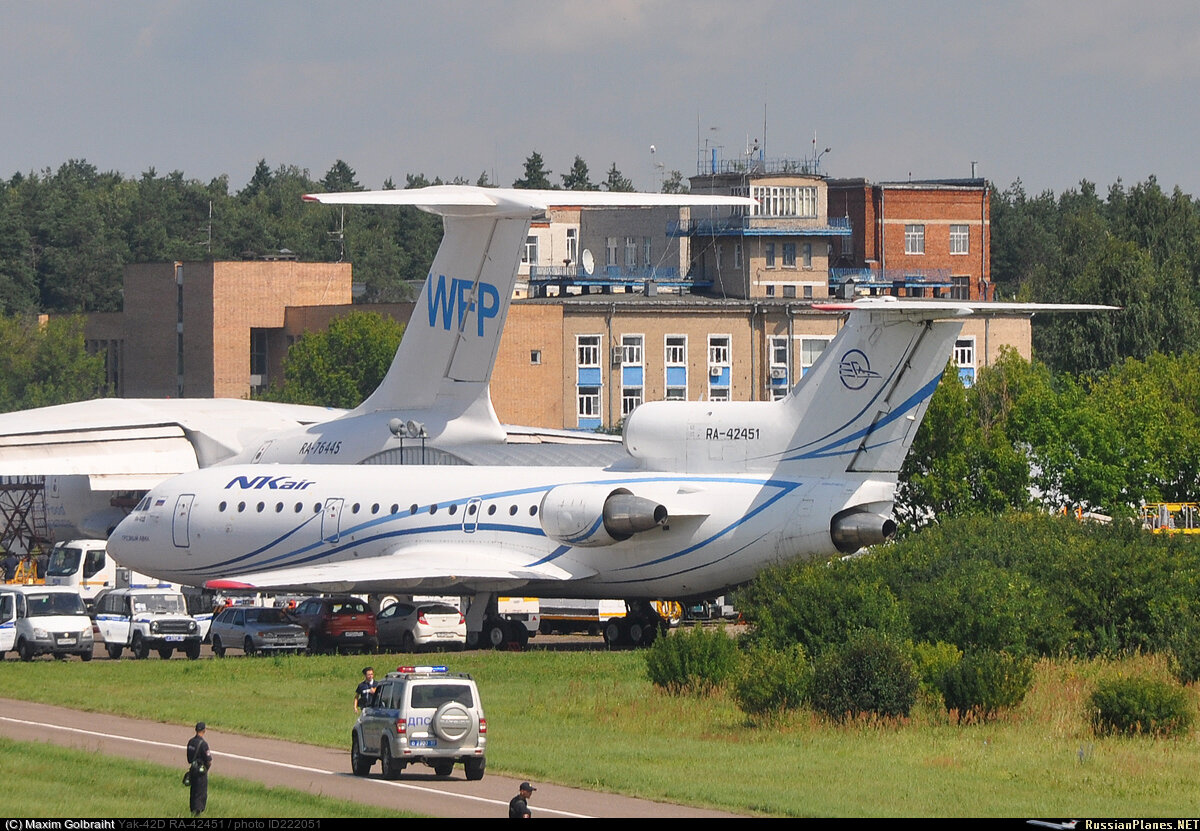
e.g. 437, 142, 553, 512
0, 593, 15, 653
463, 498, 482, 533
322, 498, 343, 544
172, 494, 195, 549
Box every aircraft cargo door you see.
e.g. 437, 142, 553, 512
172, 494, 195, 548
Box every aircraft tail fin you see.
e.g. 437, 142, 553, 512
303, 187, 753, 438
776, 299, 1114, 477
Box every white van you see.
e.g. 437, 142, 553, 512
0, 585, 94, 661
44, 539, 173, 607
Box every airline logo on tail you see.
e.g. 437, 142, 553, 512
838, 349, 881, 390
426, 274, 501, 337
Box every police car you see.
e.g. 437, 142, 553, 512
351, 666, 486, 781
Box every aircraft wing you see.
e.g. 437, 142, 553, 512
203, 544, 595, 595
0, 398, 344, 480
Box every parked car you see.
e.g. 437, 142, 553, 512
377, 602, 466, 652
209, 606, 308, 656
290, 596, 377, 653
92, 587, 203, 660
351, 666, 486, 780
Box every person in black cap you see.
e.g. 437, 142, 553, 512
185, 722, 213, 815
509, 781, 535, 818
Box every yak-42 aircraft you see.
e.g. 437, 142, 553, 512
0, 186, 751, 540
110, 296, 1110, 646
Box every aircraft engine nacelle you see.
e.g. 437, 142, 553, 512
830, 509, 897, 554
539, 485, 667, 547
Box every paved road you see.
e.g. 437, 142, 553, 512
0, 698, 740, 818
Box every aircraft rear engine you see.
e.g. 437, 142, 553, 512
540, 485, 668, 547
830, 510, 897, 554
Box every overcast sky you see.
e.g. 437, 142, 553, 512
3, 1, 1199, 197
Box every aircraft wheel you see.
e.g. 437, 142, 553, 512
484, 619, 509, 649
603, 619, 627, 648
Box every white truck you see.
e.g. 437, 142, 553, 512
43, 539, 173, 607
0, 585, 95, 661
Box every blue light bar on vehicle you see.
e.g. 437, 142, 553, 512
396, 665, 448, 674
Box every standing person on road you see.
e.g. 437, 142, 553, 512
355, 666, 378, 713
509, 781, 535, 818
185, 722, 213, 815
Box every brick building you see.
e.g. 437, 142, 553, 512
826, 178, 992, 300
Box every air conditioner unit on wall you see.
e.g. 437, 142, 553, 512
709, 366, 723, 377
611, 347, 623, 366
770, 367, 787, 379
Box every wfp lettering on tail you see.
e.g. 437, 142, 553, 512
427, 274, 500, 337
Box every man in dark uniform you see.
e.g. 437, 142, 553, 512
355, 666, 378, 714
508, 781, 535, 818
186, 722, 213, 815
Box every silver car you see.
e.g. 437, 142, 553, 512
209, 606, 308, 656
376, 602, 466, 652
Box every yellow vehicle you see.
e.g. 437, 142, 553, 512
1141, 503, 1200, 534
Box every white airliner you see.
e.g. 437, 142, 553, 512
0, 186, 751, 540
109, 297, 1110, 646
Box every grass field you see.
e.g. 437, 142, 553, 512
0, 647, 1196, 816
0, 736, 418, 818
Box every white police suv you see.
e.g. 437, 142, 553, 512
351, 665, 486, 781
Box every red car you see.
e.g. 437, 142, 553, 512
290, 596, 377, 653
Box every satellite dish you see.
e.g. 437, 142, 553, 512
581, 249, 594, 275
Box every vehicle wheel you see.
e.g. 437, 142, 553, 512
464, 757, 486, 781
211, 636, 225, 658
80, 648, 93, 662
603, 619, 627, 648
157, 647, 174, 660
185, 640, 201, 660
628, 621, 645, 645
401, 631, 415, 653
431, 702, 473, 743
244, 636, 257, 657
17, 638, 33, 662
433, 762, 454, 777
131, 633, 149, 660
484, 619, 508, 649
106, 644, 123, 660
514, 625, 529, 648
350, 734, 372, 777
640, 622, 661, 647
380, 742, 403, 780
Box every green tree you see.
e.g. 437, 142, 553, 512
262, 311, 404, 408
602, 163, 634, 192
560, 156, 597, 191
0, 314, 105, 411
513, 152, 553, 190
660, 170, 689, 194
321, 160, 361, 193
